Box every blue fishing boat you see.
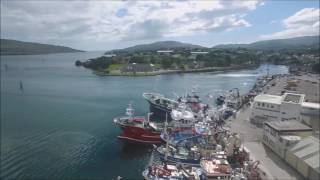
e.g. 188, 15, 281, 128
160, 127, 200, 145
156, 145, 201, 166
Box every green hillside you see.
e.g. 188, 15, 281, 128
1, 39, 84, 55
214, 36, 319, 50
108, 41, 206, 53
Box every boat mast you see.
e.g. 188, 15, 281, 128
147, 112, 153, 123
164, 112, 169, 162
126, 103, 134, 121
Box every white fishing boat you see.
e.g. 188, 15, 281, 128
170, 103, 196, 128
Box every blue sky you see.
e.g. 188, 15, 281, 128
164, 1, 320, 47
1, 0, 319, 50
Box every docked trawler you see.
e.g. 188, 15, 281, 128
143, 92, 178, 119
143, 91, 204, 120
113, 104, 162, 144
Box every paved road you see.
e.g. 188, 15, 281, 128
264, 73, 319, 103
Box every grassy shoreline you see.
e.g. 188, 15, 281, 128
93, 64, 258, 76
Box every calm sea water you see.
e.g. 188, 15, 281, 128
0, 51, 288, 179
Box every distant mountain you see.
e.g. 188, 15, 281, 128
214, 36, 319, 50
109, 41, 206, 53
0, 39, 84, 55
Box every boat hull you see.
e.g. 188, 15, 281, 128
159, 155, 200, 166
117, 125, 162, 144
156, 149, 200, 166
148, 101, 172, 119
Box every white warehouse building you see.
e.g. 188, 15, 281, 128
250, 93, 320, 128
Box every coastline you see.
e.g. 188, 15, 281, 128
93, 64, 259, 76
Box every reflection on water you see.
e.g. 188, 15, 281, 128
0, 52, 288, 179
120, 143, 153, 159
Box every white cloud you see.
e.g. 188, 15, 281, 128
1, 0, 259, 50
261, 8, 319, 40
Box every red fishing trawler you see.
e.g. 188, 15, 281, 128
113, 104, 162, 144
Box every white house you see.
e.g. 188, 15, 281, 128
157, 50, 173, 55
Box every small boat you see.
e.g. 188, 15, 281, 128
113, 104, 162, 144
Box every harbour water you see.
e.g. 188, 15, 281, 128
0, 51, 288, 179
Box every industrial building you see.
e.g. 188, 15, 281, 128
301, 102, 320, 131
285, 136, 319, 180
250, 93, 320, 129
262, 120, 313, 157
262, 121, 319, 180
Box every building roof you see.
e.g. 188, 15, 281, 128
254, 94, 282, 105
120, 63, 154, 72
280, 135, 301, 141
302, 102, 320, 109
264, 120, 312, 132
157, 50, 173, 53
282, 93, 304, 104
288, 136, 319, 172
190, 51, 208, 54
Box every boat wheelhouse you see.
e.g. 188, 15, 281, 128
113, 104, 162, 144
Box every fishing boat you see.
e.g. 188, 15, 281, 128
200, 158, 232, 179
216, 88, 241, 110
183, 89, 203, 113
113, 104, 162, 144
160, 127, 200, 145
216, 95, 226, 106
143, 92, 179, 119
170, 103, 196, 128
142, 162, 203, 180
218, 106, 235, 120
142, 163, 185, 180
156, 145, 202, 166
143, 91, 205, 119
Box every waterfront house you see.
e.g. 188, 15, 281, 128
120, 63, 154, 73
190, 51, 209, 55
157, 50, 173, 55
189, 51, 209, 59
